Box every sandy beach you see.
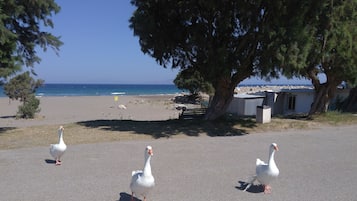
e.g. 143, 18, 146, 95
1, 95, 182, 128
1, 85, 313, 128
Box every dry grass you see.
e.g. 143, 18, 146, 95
1, 112, 356, 150
0, 124, 152, 150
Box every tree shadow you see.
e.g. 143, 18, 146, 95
0, 127, 16, 134
236, 181, 264, 193
0, 115, 16, 119
117, 192, 140, 201
76, 118, 255, 138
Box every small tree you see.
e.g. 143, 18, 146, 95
17, 94, 41, 119
3, 72, 43, 118
174, 68, 214, 96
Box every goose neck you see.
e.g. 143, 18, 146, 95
58, 132, 64, 144
268, 150, 276, 166
143, 156, 152, 176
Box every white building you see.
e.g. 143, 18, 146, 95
227, 87, 350, 116
226, 94, 265, 116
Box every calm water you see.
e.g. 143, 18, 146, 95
0, 84, 184, 97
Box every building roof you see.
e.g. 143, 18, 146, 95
234, 94, 265, 99
278, 88, 314, 93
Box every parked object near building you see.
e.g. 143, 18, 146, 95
256, 105, 271, 123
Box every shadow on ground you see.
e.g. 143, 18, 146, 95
77, 118, 256, 138
0, 127, 16, 134
236, 181, 264, 193
0, 115, 16, 119
44, 159, 56, 164
118, 192, 140, 201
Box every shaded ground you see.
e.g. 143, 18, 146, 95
0, 116, 323, 150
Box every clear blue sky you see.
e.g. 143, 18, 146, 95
35, 0, 312, 85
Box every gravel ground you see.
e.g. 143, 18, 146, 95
1, 125, 357, 201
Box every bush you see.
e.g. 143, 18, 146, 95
3, 72, 43, 119
17, 94, 41, 119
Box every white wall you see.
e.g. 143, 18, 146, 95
227, 96, 264, 116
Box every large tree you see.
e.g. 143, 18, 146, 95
277, 0, 357, 115
129, 0, 324, 120
0, 0, 62, 82
306, 0, 357, 115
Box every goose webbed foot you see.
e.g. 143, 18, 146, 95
55, 160, 62, 165
263, 185, 272, 194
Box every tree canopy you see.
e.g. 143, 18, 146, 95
130, 0, 324, 120
3, 71, 43, 118
0, 0, 62, 82
274, 0, 357, 114
3, 71, 43, 102
174, 68, 214, 96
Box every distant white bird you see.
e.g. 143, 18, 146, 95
49, 126, 67, 165
118, 104, 127, 109
130, 146, 155, 201
244, 143, 279, 193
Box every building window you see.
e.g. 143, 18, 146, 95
288, 94, 296, 110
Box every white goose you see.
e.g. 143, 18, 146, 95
49, 126, 67, 165
244, 143, 279, 193
130, 146, 155, 201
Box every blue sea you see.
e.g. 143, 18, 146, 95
0, 84, 184, 97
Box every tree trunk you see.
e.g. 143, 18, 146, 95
309, 82, 339, 115
204, 77, 237, 120
342, 87, 357, 112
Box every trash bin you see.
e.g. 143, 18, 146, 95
256, 105, 271, 123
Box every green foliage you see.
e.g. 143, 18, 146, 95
174, 69, 214, 95
275, 0, 357, 114
17, 94, 40, 119
3, 72, 43, 119
277, 0, 357, 83
0, 0, 62, 81
3, 72, 43, 102
317, 0, 357, 82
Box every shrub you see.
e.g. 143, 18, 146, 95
3, 72, 43, 119
17, 94, 41, 119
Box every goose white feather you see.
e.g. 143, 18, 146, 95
49, 126, 67, 165
244, 143, 279, 193
130, 146, 155, 201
